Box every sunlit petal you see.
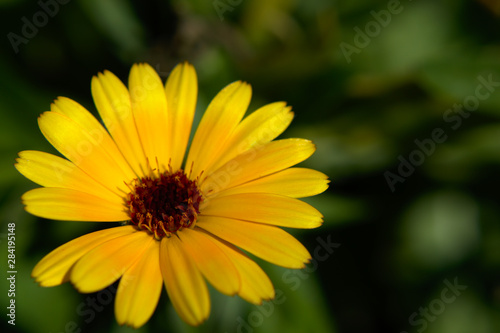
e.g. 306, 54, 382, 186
32, 226, 136, 287
197, 216, 311, 269
71, 230, 150, 293
115, 239, 162, 328
160, 235, 210, 326
165, 62, 198, 171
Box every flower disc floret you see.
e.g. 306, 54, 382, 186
126, 170, 203, 239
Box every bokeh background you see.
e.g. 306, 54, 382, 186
1, 0, 500, 332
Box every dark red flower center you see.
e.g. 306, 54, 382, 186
126, 170, 203, 239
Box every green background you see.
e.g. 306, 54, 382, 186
1, 0, 500, 332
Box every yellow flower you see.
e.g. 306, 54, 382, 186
15, 62, 328, 328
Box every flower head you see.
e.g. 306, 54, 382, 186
15, 62, 328, 327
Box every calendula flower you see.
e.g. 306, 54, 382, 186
15, 62, 328, 328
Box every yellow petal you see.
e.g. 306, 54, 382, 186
178, 228, 240, 296
208, 102, 293, 173
115, 238, 162, 328
92, 70, 147, 177
15, 150, 120, 203
187, 81, 252, 178
71, 230, 150, 293
50, 97, 136, 181
197, 216, 311, 269
216, 167, 329, 198
22, 187, 128, 221
160, 235, 210, 326
201, 138, 315, 195
165, 62, 198, 171
201, 193, 323, 229
37, 111, 131, 195
209, 236, 275, 304
32, 226, 136, 287
128, 63, 170, 172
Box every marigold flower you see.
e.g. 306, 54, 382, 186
15, 62, 328, 327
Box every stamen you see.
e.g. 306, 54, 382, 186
126, 169, 203, 240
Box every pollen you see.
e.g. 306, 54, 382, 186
126, 170, 203, 240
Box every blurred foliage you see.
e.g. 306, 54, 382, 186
1, 0, 500, 332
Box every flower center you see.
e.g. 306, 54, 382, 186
126, 170, 203, 240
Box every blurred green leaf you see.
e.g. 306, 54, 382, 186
396, 190, 480, 276
426, 293, 499, 333
419, 53, 500, 116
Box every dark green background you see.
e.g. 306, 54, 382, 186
1, 0, 500, 332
